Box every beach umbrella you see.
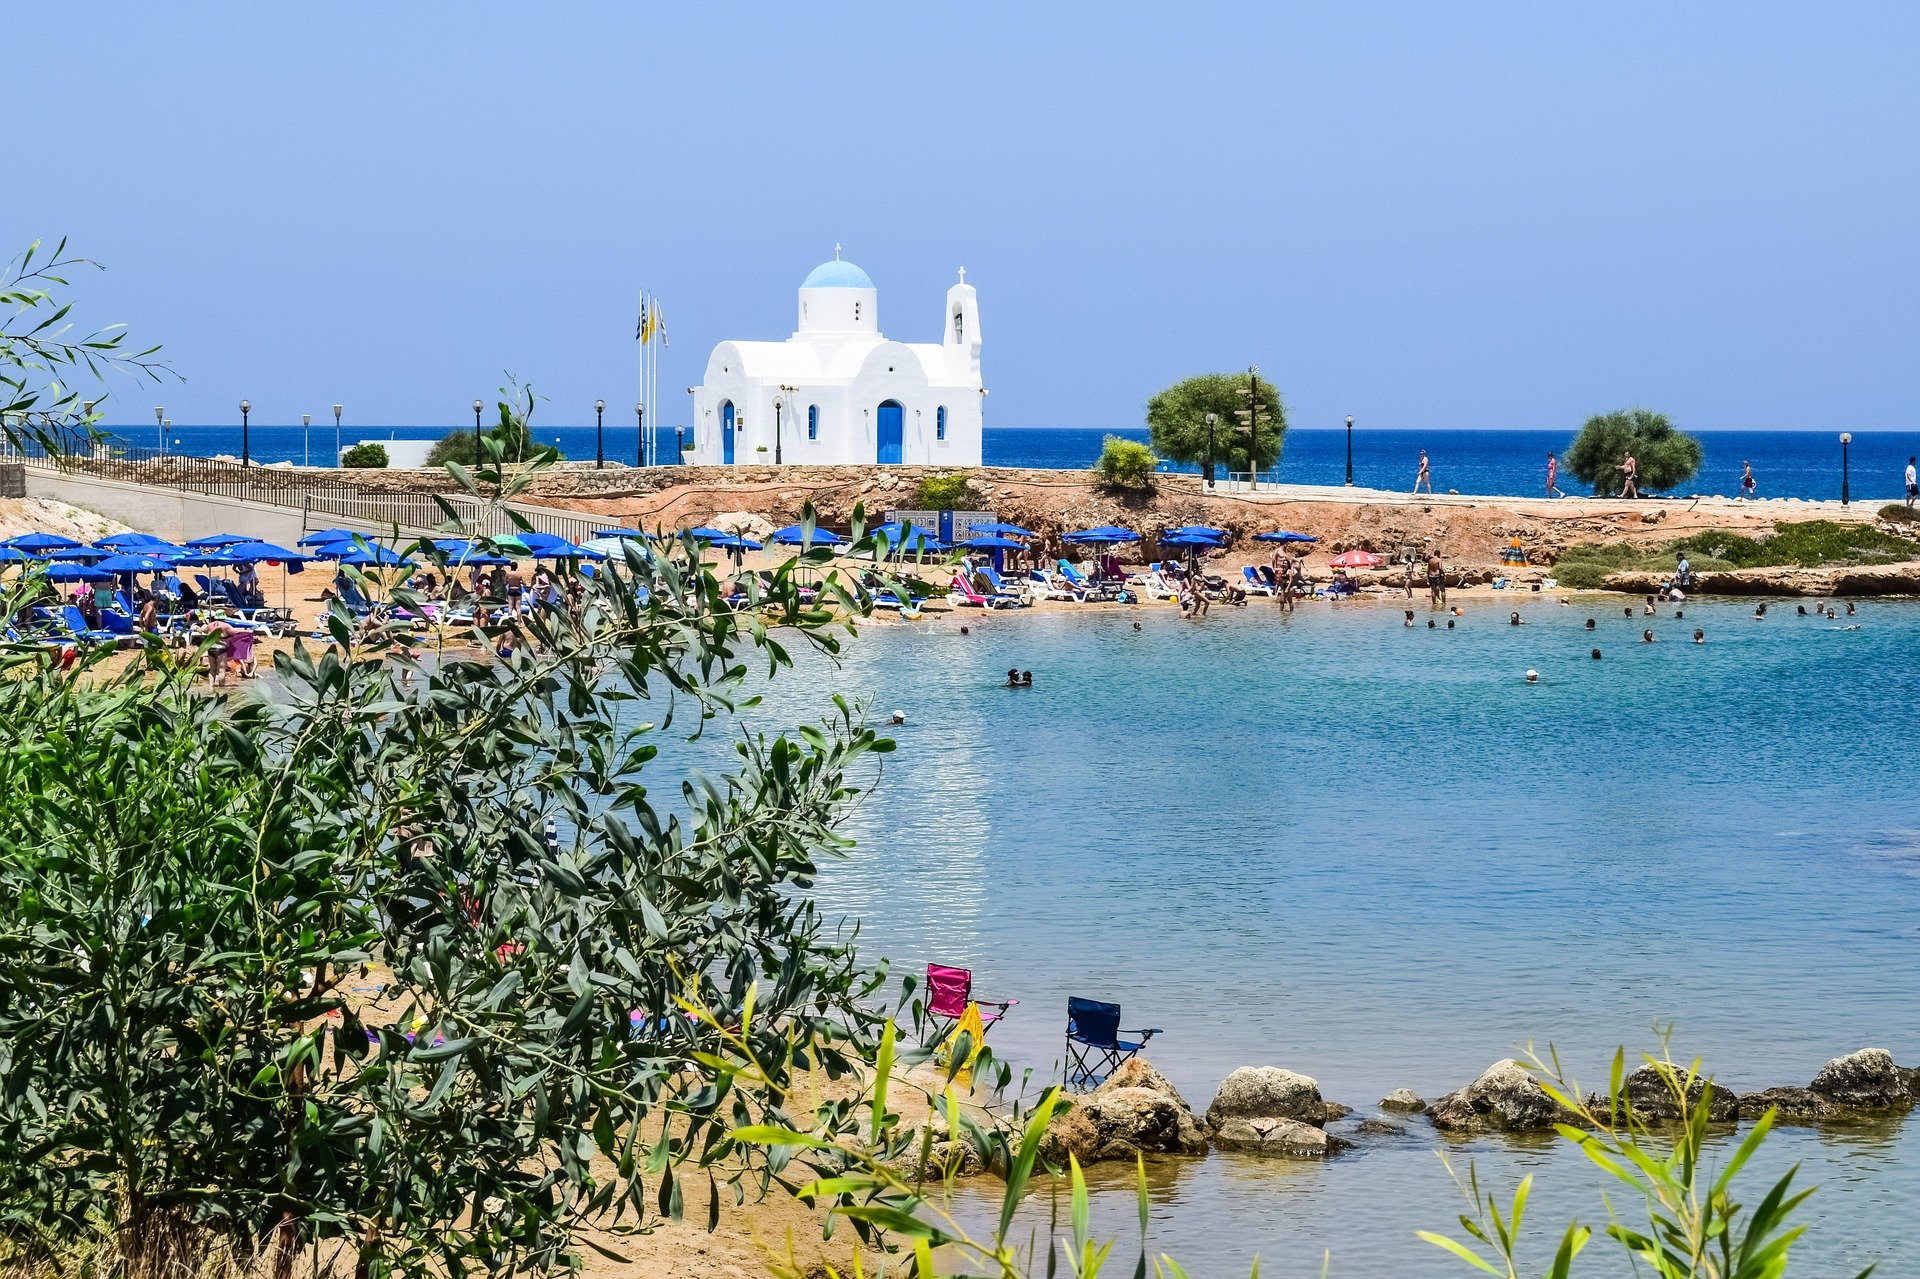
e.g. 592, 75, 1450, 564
873, 523, 945, 555
335, 545, 413, 567
4, 532, 82, 553
1328, 550, 1386, 569
960, 535, 1026, 550
770, 523, 847, 546
0, 547, 37, 564
45, 562, 112, 582
46, 546, 113, 562
184, 533, 252, 549
704, 533, 762, 551
960, 520, 1034, 538
516, 531, 573, 553
1061, 525, 1139, 544
171, 551, 241, 568
95, 553, 174, 574
297, 528, 360, 547
678, 526, 730, 541
533, 541, 608, 560
222, 541, 307, 563
594, 527, 647, 540
1159, 532, 1223, 547
1253, 530, 1318, 543
1163, 525, 1226, 540
95, 532, 177, 551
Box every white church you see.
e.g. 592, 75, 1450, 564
688, 252, 983, 467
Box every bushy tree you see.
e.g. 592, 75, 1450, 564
1093, 435, 1157, 491
1564, 408, 1702, 495
340, 441, 389, 468
427, 379, 563, 469
1145, 372, 1285, 475
0, 472, 898, 1279
914, 473, 975, 510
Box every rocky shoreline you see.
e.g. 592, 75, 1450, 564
1042, 1047, 1920, 1167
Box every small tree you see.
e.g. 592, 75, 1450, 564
1093, 435, 1157, 491
427, 379, 565, 470
340, 441, 389, 468
1146, 372, 1285, 475
914, 473, 975, 510
1564, 408, 1702, 495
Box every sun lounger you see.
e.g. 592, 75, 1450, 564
56, 605, 120, 645
947, 574, 1020, 610
1241, 565, 1277, 597
1025, 568, 1084, 602
979, 564, 1030, 604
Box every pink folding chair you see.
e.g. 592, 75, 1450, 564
925, 963, 1017, 1041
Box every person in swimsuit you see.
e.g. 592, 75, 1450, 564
1426, 551, 1446, 607
1546, 452, 1565, 498
1619, 451, 1638, 498
1413, 449, 1432, 495
1740, 460, 1756, 500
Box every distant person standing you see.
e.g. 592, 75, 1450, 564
1907, 457, 1917, 510
1619, 451, 1638, 498
1426, 550, 1446, 607
1413, 449, 1433, 494
1740, 460, 1756, 500
1546, 451, 1565, 498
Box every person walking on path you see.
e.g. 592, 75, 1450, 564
1740, 460, 1756, 500
1907, 457, 1917, 510
1546, 451, 1565, 497
1619, 451, 1638, 498
1413, 449, 1432, 494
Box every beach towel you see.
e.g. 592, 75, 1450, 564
938, 1001, 988, 1089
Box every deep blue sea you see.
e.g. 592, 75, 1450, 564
669, 599, 1920, 1276
116, 424, 1917, 503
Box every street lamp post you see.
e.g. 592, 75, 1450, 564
239, 400, 251, 466
302, 413, 312, 467
635, 403, 645, 467
1840, 432, 1852, 506
1247, 366, 1260, 491
675, 426, 685, 462
332, 404, 343, 466
155, 406, 165, 453
594, 399, 605, 469
1345, 415, 1355, 486
1204, 412, 1217, 487
473, 399, 484, 462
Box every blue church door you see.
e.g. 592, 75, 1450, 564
876, 400, 903, 464
720, 400, 735, 464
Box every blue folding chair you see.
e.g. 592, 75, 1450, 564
1065, 996, 1161, 1089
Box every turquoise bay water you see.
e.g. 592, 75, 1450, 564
713, 598, 1920, 1274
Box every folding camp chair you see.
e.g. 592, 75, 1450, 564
925, 963, 1017, 1042
1064, 996, 1161, 1089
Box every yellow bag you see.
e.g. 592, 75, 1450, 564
939, 1002, 987, 1090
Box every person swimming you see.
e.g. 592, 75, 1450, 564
1404, 609, 1415, 627
1674, 609, 1684, 619
1005, 668, 1021, 687
1131, 620, 1142, 631
1508, 612, 1523, 626
1525, 669, 1539, 683
1693, 629, 1705, 643
1642, 629, 1655, 642
1754, 603, 1768, 619
1446, 618, 1456, 629
1797, 605, 1808, 616
1427, 619, 1437, 629
1590, 648, 1602, 660
1585, 618, 1597, 630
1020, 670, 1034, 687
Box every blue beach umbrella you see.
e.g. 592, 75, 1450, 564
960, 535, 1027, 550
1062, 525, 1139, 545
297, 528, 359, 547
594, 527, 647, 539
770, 523, 847, 546
45, 562, 113, 582
1160, 532, 1224, 548
95, 553, 174, 574
873, 522, 946, 554
678, 526, 731, 541
961, 521, 1034, 538
1163, 525, 1226, 540
1253, 530, 1318, 543
4, 532, 83, 554
95, 532, 176, 551
171, 552, 241, 568
0, 547, 37, 564
335, 545, 413, 567
533, 541, 608, 560
47, 546, 113, 562
222, 541, 307, 563
184, 533, 252, 549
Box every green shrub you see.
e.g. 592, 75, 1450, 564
1550, 561, 1615, 590
339, 442, 388, 469
914, 472, 975, 510
1670, 520, 1919, 568
1093, 435, 1158, 491
1563, 407, 1703, 494
1879, 503, 1920, 524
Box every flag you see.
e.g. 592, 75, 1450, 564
651, 297, 668, 347
635, 295, 648, 342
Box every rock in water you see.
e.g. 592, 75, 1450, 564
1587, 1064, 1738, 1123
1809, 1048, 1914, 1110
1428, 1059, 1569, 1133
1206, 1067, 1333, 1130
1737, 1087, 1841, 1124
1042, 1058, 1209, 1164
1213, 1115, 1348, 1158
1379, 1088, 1427, 1114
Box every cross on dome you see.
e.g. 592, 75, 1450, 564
957, 267, 966, 282
833, 242, 842, 259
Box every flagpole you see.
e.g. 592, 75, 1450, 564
637, 288, 646, 468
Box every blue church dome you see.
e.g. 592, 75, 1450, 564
801, 259, 875, 290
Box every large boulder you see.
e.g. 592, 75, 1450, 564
1379, 1089, 1427, 1114
1206, 1067, 1336, 1130
1738, 1087, 1841, 1124
1213, 1115, 1348, 1158
1042, 1058, 1208, 1164
1809, 1049, 1914, 1110
1587, 1064, 1738, 1124
1428, 1059, 1571, 1133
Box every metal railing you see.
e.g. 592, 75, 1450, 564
6, 434, 622, 545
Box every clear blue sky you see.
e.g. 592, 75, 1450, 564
10, 1, 1917, 432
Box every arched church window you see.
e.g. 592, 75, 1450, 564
936, 407, 947, 441
807, 405, 818, 440
954, 310, 963, 342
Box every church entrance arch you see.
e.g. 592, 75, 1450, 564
876, 400, 903, 465
720, 400, 736, 465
